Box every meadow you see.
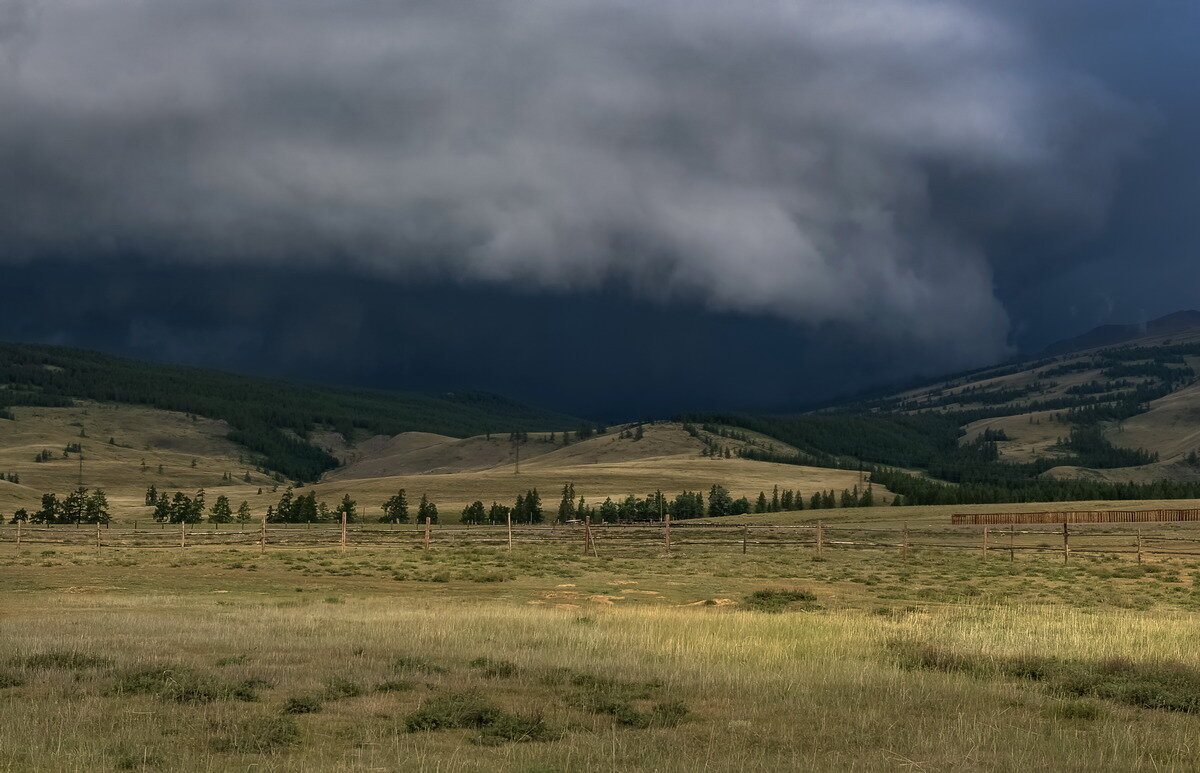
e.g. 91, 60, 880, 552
6, 526, 1200, 771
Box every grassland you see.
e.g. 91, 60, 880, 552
0, 406, 870, 522
7, 531, 1200, 770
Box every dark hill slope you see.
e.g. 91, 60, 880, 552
1043, 310, 1200, 356
0, 341, 581, 481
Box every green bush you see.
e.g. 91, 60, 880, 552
321, 676, 363, 700
109, 666, 261, 704
742, 589, 818, 613
281, 695, 323, 714
210, 715, 301, 754
14, 651, 113, 670
404, 691, 503, 732
469, 657, 518, 678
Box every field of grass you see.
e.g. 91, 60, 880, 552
6, 532, 1200, 770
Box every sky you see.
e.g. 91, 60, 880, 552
0, 0, 1197, 419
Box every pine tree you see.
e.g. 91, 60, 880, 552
770, 485, 781, 512
525, 489, 543, 523
486, 502, 505, 524
336, 494, 357, 523
707, 484, 733, 518
34, 493, 61, 524
381, 489, 409, 523
754, 492, 768, 513
210, 495, 233, 523
417, 494, 438, 524
557, 483, 576, 522
236, 501, 253, 523
62, 487, 88, 524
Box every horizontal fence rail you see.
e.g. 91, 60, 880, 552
950, 509, 1200, 525
9, 518, 1200, 563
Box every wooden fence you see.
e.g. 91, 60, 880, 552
9, 517, 1200, 563
951, 509, 1200, 525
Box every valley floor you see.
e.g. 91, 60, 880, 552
5, 535, 1200, 770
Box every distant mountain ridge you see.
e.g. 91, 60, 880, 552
1042, 310, 1200, 356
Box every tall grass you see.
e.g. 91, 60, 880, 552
4, 594, 1200, 770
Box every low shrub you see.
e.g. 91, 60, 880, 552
742, 589, 819, 613
374, 679, 415, 693
474, 711, 561, 745
210, 715, 301, 754
14, 651, 113, 670
281, 695, 323, 714
321, 676, 363, 700
469, 657, 518, 678
888, 639, 1200, 714
109, 666, 261, 704
404, 691, 503, 732
392, 656, 447, 674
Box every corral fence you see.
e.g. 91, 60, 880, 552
951, 509, 1200, 525
9, 515, 1200, 563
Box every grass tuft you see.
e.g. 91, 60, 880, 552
470, 657, 518, 678
404, 690, 503, 732
109, 665, 261, 704
281, 695, 323, 714
210, 715, 301, 754
888, 638, 1200, 714
14, 651, 113, 670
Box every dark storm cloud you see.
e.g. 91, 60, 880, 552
0, 0, 1145, 369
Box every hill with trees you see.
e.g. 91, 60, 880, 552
0, 341, 580, 481
682, 314, 1200, 507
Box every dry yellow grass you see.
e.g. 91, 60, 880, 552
4, 554, 1200, 770
0, 409, 872, 523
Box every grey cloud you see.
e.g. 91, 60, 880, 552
0, 0, 1144, 364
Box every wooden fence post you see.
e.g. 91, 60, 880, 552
340, 512, 347, 553
742, 525, 748, 554
1137, 528, 1143, 564
1009, 523, 1015, 562
506, 511, 513, 550
663, 512, 671, 554
1062, 522, 1069, 563
982, 526, 989, 560
423, 517, 431, 552
902, 522, 909, 562
15, 520, 20, 547
583, 516, 594, 556
816, 521, 823, 555
180, 521, 186, 550
260, 514, 266, 555
96, 521, 102, 551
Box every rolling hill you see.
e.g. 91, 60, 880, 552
0, 341, 582, 481
0, 341, 871, 523
685, 311, 1200, 506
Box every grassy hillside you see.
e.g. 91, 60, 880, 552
0, 341, 581, 481
685, 323, 1200, 507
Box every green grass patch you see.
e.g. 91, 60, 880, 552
742, 589, 819, 613
889, 639, 1200, 713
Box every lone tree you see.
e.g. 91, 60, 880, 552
236, 500, 253, 523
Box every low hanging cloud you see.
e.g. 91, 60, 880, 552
0, 0, 1142, 360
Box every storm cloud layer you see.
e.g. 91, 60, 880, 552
0, 0, 1142, 360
